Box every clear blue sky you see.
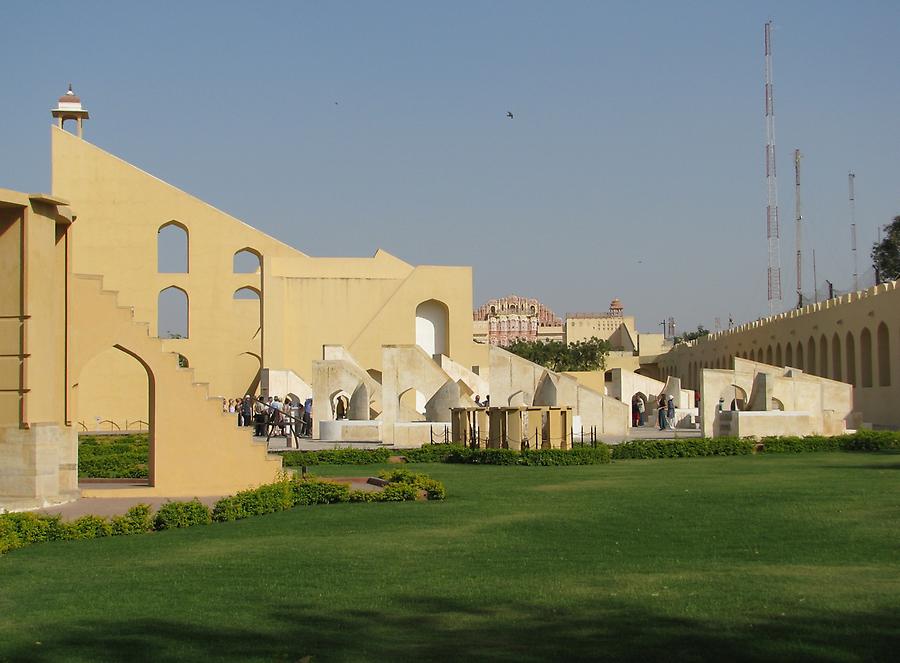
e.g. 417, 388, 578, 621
2, 1, 898, 334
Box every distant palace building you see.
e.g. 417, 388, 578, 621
473, 296, 564, 346
474, 297, 672, 371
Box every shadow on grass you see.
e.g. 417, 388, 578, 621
3, 596, 898, 662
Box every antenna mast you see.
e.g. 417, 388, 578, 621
764, 21, 783, 313
849, 172, 858, 292
794, 149, 803, 308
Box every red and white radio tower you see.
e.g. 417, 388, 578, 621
764, 20, 783, 313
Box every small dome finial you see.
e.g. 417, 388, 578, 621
67, 83, 73, 95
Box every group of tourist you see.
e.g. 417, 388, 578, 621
473, 395, 491, 407
222, 395, 313, 444
631, 394, 676, 431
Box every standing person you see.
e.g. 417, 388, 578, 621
483, 395, 490, 408
241, 395, 253, 427
253, 397, 266, 436
474, 395, 482, 407
631, 398, 639, 427
303, 397, 313, 437
667, 396, 676, 430
637, 397, 645, 426
657, 395, 667, 431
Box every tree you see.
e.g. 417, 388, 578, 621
872, 216, 900, 283
506, 336, 610, 372
673, 325, 710, 345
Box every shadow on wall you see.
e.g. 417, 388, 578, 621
1, 597, 895, 662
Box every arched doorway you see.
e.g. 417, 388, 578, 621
415, 300, 449, 357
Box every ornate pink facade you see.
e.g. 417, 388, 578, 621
473, 295, 563, 347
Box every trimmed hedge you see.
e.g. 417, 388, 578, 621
281, 448, 392, 466
441, 446, 612, 466
610, 438, 754, 460
1, 472, 447, 555
762, 431, 900, 453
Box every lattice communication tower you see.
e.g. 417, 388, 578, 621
764, 20, 783, 312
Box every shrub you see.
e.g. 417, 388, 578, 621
281, 448, 392, 466
291, 479, 350, 506
761, 436, 841, 453
62, 515, 112, 540
522, 447, 611, 465
154, 500, 212, 530
349, 489, 378, 503
110, 504, 155, 535
0, 512, 67, 543
377, 469, 448, 500
840, 430, 900, 451
610, 438, 754, 460
378, 482, 419, 502
0, 516, 24, 554
402, 444, 467, 463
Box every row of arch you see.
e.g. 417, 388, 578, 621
158, 285, 260, 339
668, 323, 893, 391
157, 222, 262, 274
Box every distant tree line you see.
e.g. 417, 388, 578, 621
506, 337, 610, 372
673, 325, 710, 345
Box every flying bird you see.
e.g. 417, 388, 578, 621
506, 111, 514, 119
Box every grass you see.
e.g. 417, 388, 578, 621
78, 434, 149, 479
1, 453, 898, 662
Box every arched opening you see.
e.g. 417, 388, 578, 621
775, 343, 783, 366
785, 343, 793, 367
796, 343, 804, 370
158, 286, 188, 338
718, 385, 747, 411
176, 354, 189, 368
233, 286, 260, 300
819, 335, 828, 379
533, 373, 557, 406
631, 391, 649, 427
331, 390, 352, 420
860, 328, 873, 387
398, 387, 426, 420
831, 333, 842, 381
765, 346, 773, 364
415, 299, 449, 357
846, 332, 857, 387
807, 337, 816, 375
508, 390, 527, 406
75, 345, 151, 436
233, 248, 262, 274
877, 323, 890, 387
366, 369, 383, 384
770, 397, 784, 411
157, 221, 188, 273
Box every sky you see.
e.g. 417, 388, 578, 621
2, 1, 898, 334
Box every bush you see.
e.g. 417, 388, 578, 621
522, 447, 612, 466
401, 444, 467, 463
111, 504, 155, 535
840, 430, 900, 451
281, 448, 392, 466
377, 469, 447, 500
610, 438, 754, 460
0, 517, 24, 554
761, 436, 841, 453
154, 500, 212, 530
62, 515, 112, 540
378, 482, 419, 502
291, 479, 350, 506
0, 512, 67, 544
349, 489, 377, 503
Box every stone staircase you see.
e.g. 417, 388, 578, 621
72, 274, 282, 498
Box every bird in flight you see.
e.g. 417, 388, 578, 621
506, 111, 514, 119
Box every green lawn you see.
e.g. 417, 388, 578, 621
1, 453, 898, 662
